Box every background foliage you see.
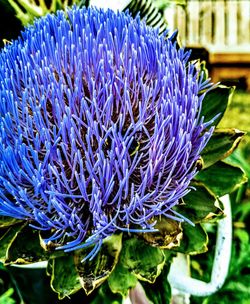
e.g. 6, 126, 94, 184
189, 91, 250, 304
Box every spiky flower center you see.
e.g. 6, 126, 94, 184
0, 7, 213, 257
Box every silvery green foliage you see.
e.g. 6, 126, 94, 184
7, 0, 87, 25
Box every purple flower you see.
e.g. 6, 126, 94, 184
0, 6, 214, 259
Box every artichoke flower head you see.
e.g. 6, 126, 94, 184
0, 6, 214, 259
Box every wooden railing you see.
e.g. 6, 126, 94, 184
165, 0, 250, 50
165, 0, 250, 90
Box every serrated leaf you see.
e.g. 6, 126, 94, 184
201, 85, 234, 126
177, 184, 223, 223
120, 237, 166, 283
51, 254, 81, 299
0, 223, 26, 262
141, 217, 182, 249
124, 0, 167, 35
5, 226, 49, 264
108, 262, 137, 298
196, 161, 248, 197
74, 233, 122, 295
201, 128, 245, 168
174, 223, 208, 255
141, 265, 172, 304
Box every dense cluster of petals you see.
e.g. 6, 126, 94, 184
0, 6, 213, 258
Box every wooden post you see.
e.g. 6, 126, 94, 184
226, 0, 238, 45
176, 5, 187, 45
238, 0, 250, 44
187, 1, 200, 46
164, 3, 175, 34
200, 0, 213, 46
214, 0, 225, 46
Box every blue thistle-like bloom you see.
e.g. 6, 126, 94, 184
0, 6, 214, 259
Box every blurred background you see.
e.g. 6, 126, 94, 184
0, 0, 249, 303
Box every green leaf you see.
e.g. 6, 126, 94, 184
195, 60, 209, 86
141, 265, 172, 304
0, 223, 26, 262
120, 237, 166, 283
174, 223, 208, 255
108, 262, 137, 297
0, 288, 16, 304
178, 184, 223, 223
8, 0, 89, 26
199, 61, 209, 81
141, 217, 182, 249
224, 278, 250, 294
90, 282, 123, 304
201, 128, 245, 168
46, 257, 53, 276
201, 85, 234, 126
0, 216, 22, 228
74, 233, 122, 295
226, 148, 250, 179
234, 228, 249, 245
108, 236, 166, 297
124, 0, 167, 35
196, 161, 248, 197
50, 254, 82, 299
5, 226, 49, 264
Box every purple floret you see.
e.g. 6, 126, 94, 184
0, 6, 214, 259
